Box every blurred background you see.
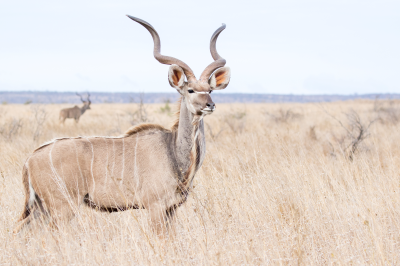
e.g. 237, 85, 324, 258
0, 0, 399, 96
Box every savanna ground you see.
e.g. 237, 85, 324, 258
0, 99, 399, 265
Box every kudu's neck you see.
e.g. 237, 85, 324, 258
80, 104, 89, 114
175, 96, 205, 182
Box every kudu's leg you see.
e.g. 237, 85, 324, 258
51, 201, 78, 230
165, 206, 178, 236
148, 203, 178, 238
13, 198, 47, 234
14, 165, 41, 234
14, 215, 33, 234
13, 204, 46, 234
42, 192, 83, 230
75, 114, 81, 124
149, 203, 168, 237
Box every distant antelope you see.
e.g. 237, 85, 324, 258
14, 15, 231, 236
59, 93, 91, 123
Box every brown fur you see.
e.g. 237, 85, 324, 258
180, 123, 200, 192
33, 137, 80, 153
59, 101, 91, 124
123, 123, 170, 137
124, 97, 184, 136
171, 97, 182, 131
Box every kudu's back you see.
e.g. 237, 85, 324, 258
59, 106, 81, 122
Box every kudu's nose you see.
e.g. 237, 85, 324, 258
206, 102, 215, 109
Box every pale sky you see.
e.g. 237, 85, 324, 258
0, 0, 399, 94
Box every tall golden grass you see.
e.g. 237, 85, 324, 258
0, 100, 399, 265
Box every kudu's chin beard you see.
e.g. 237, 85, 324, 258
192, 113, 207, 125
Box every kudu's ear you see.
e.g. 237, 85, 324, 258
209, 67, 231, 90
168, 65, 185, 92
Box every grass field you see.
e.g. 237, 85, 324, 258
0, 100, 399, 265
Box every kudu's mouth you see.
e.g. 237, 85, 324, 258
201, 106, 215, 114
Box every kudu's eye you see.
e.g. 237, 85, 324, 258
188, 89, 194, 94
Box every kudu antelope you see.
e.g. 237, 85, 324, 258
59, 93, 91, 123
14, 15, 231, 236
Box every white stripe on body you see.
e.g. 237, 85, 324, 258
48, 140, 74, 205
134, 134, 139, 189
85, 137, 96, 195
104, 137, 109, 184
112, 139, 116, 181
121, 138, 125, 183
26, 162, 36, 207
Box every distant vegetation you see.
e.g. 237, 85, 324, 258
1, 91, 400, 104
159, 99, 172, 115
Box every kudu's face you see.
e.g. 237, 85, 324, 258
77, 93, 91, 110
168, 65, 231, 116
83, 101, 91, 110
185, 82, 214, 116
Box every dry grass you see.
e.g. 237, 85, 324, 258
0, 100, 399, 265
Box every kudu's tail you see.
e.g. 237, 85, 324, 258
14, 164, 43, 233
18, 164, 34, 221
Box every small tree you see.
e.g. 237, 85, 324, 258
265, 108, 303, 123
31, 105, 47, 141
128, 93, 148, 125
321, 106, 377, 161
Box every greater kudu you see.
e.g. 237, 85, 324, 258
59, 93, 91, 123
14, 15, 231, 236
